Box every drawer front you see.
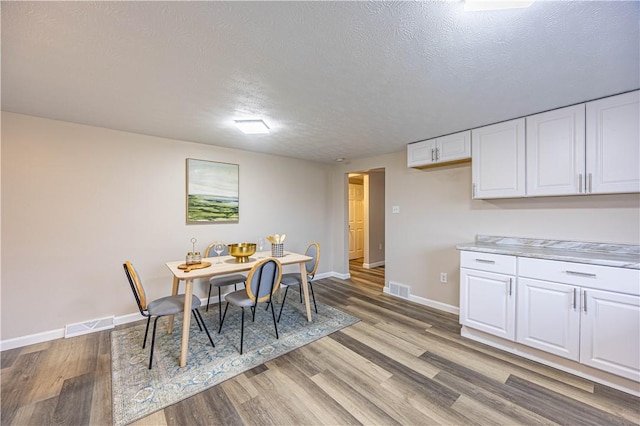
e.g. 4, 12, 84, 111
460, 251, 516, 275
518, 257, 640, 295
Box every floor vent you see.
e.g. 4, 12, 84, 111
389, 281, 410, 299
65, 316, 115, 338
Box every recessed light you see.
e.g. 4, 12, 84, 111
234, 119, 270, 134
335, 158, 345, 162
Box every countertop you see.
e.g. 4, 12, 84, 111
456, 235, 640, 269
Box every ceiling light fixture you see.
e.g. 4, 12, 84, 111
234, 119, 270, 134
464, 0, 534, 12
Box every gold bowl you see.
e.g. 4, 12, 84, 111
228, 243, 256, 263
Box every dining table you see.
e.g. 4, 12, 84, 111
165, 250, 314, 367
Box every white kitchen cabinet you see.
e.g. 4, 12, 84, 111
581, 289, 640, 381
460, 252, 516, 340
517, 257, 640, 382
526, 104, 586, 196
586, 90, 640, 194
407, 130, 470, 168
516, 278, 580, 361
471, 118, 525, 199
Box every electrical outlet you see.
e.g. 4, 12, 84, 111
379, 243, 383, 250
392, 205, 400, 214
440, 272, 448, 283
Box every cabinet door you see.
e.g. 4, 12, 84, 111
586, 90, 640, 194
580, 289, 640, 381
437, 131, 471, 163
516, 278, 580, 361
407, 139, 436, 167
472, 118, 525, 199
460, 268, 516, 340
526, 104, 586, 196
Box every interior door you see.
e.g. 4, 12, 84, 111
348, 183, 364, 260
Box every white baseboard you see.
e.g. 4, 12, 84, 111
383, 286, 459, 315
1, 273, 457, 351
0, 295, 219, 351
363, 261, 385, 269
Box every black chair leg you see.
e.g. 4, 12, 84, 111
269, 297, 279, 339
192, 310, 203, 331
206, 285, 213, 312
240, 308, 245, 354
217, 287, 222, 325
218, 302, 230, 334
195, 309, 215, 348
143, 317, 151, 348
277, 286, 290, 322
149, 316, 161, 369
309, 282, 318, 314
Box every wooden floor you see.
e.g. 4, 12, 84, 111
2, 265, 639, 425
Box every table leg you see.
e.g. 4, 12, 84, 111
179, 278, 194, 367
167, 276, 180, 334
299, 262, 312, 322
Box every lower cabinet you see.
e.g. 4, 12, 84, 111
580, 289, 640, 381
516, 278, 580, 361
460, 250, 640, 385
460, 268, 515, 341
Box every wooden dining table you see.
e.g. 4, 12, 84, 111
165, 251, 314, 367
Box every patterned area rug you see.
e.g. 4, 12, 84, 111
111, 291, 359, 425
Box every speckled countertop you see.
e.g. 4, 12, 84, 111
456, 235, 640, 269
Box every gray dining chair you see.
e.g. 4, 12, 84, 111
204, 243, 247, 324
277, 242, 320, 322
123, 261, 214, 369
218, 258, 282, 354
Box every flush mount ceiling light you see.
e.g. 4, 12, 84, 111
234, 119, 270, 134
464, 0, 534, 11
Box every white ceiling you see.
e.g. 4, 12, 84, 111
2, 1, 639, 164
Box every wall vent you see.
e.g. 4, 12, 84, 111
65, 316, 114, 338
389, 281, 411, 299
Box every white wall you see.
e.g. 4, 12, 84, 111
3, 112, 640, 343
1, 112, 333, 340
333, 151, 640, 309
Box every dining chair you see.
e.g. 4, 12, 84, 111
277, 242, 320, 322
218, 258, 282, 354
123, 261, 215, 369
204, 242, 247, 324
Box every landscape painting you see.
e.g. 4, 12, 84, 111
186, 159, 239, 223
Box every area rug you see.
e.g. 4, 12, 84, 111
111, 291, 359, 425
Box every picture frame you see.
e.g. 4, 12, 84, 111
186, 158, 239, 223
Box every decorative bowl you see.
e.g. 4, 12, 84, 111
228, 243, 256, 263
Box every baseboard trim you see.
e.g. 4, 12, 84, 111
383, 286, 459, 315
363, 261, 385, 269
0, 295, 220, 351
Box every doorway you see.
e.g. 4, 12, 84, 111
347, 170, 386, 289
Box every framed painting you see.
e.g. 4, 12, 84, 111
186, 158, 239, 223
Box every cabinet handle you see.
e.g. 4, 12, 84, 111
583, 290, 587, 313
431, 148, 435, 162
566, 270, 597, 278
475, 258, 496, 264
579, 174, 583, 193
588, 173, 593, 193
472, 183, 476, 198
435, 147, 440, 161
509, 278, 513, 296
572, 288, 577, 310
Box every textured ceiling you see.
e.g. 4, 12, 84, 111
2, 1, 639, 164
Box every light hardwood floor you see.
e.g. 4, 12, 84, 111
2, 263, 639, 425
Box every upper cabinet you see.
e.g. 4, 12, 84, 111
407, 130, 470, 168
526, 104, 586, 196
586, 91, 640, 194
471, 118, 525, 199
472, 90, 639, 199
